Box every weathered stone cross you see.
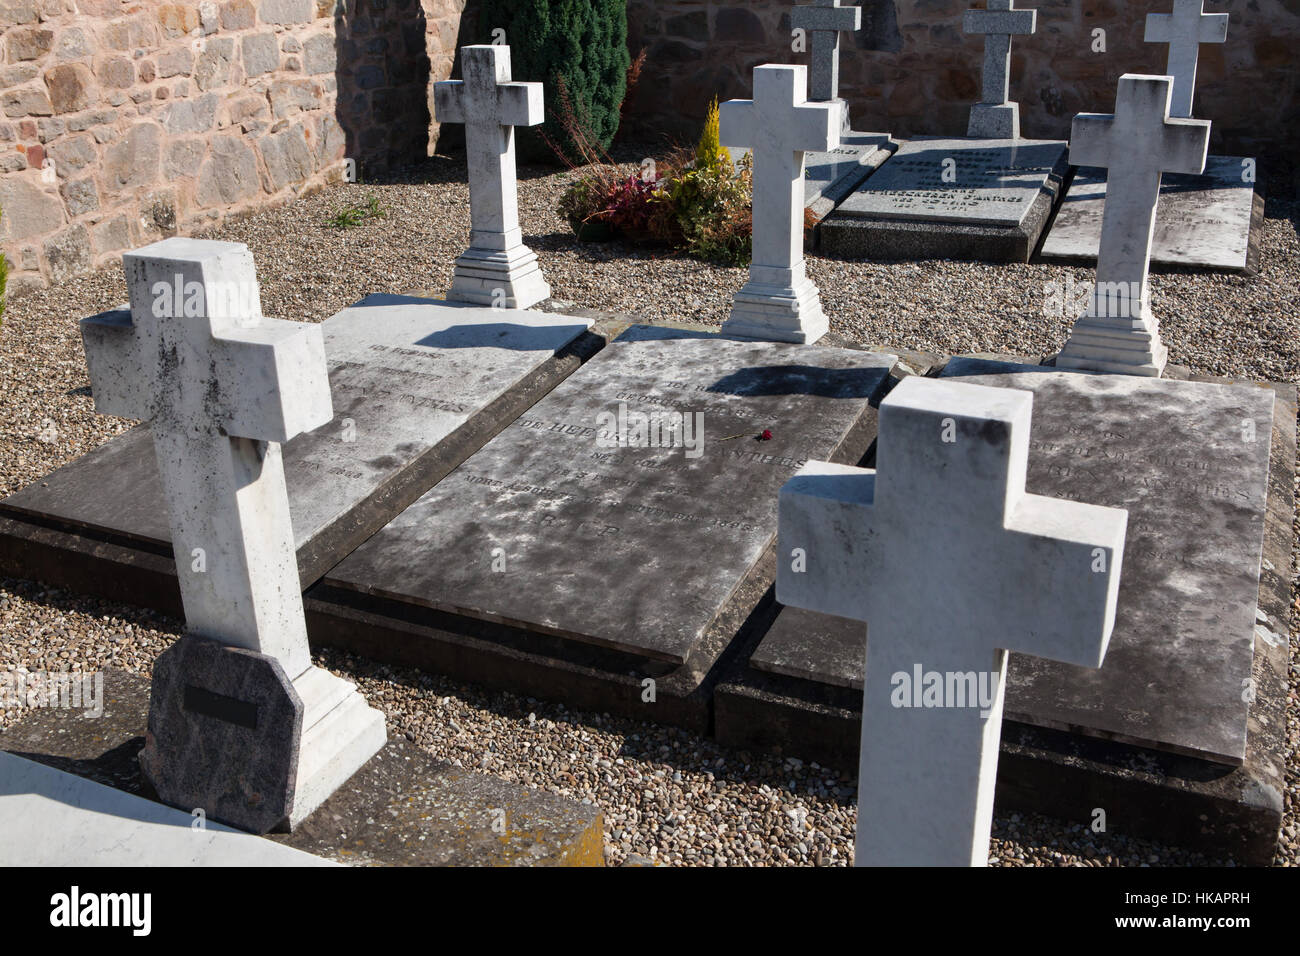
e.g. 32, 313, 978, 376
963, 0, 1037, 139
720, 64, 842, 344
790, 0, 862, 130
435, 44, 551, 309
777, 376, 1127, 866
81, 238, 386, 832
1144, 0, 1228, 119
1057, 74, 1210, 377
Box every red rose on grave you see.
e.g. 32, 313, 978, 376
759, 429, 773, 441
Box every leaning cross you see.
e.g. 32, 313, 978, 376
790, 0, 862, 129
720, 64, 842, 344
435, 44, 551, 309
1057, 74, 1210, 377
1144, 0, 1228, 119
81, 238, 331, 679
777, 376, 1127, 866
81, 238, 386, 832
963, 0, 1037, 139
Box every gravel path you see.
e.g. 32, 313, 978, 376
0, 151, 1296, 866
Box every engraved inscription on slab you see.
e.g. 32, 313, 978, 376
837, 137, 1066, 227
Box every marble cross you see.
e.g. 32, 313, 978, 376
1144, 0, 1228, 119
81, 238, 386, 831
1057, 74, 1210, 377
790, 0, 862, 130
81, 238, 331, 679
963, 0, 1037, 139
435, 45, 551, 309
719, 64, 842, 344
777, 376, 1127, 866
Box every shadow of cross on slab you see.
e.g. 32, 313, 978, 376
776, 376, 1127, 866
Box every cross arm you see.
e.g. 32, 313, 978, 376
433, 80, 466, 124
790, 5, 862, 32
214, 319, 334, 443
963, 9, 1036, 35
497, 81, 545, 128
794, 99, 843, 153
1067, 112, 1116, 169
718, 99, 756, 150
80, 306, 147, 420
777, 460, 879, 623
1159, 116, 1211, 175
999, 493, 1127, 667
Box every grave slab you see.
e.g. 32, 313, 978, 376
0, 295, 599, 616
0, 751, 337, 867
803, 132, 896, 223
1040, 156, 1263, 274
820, 136, 1069, 262
715, 361, 1291, 864
309, 327, 898, 731
0, 669, 605, 866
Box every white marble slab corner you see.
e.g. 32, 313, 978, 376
0, 751, 336, 866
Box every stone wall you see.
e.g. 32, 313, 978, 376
0, 0, 458, 294
622, 0, 1299, 165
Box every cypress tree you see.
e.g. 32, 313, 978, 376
475, 0, 630, 163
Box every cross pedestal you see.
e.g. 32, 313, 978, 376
720, 65, 842, 344
777, 376, 1128, 865
80, 238, 386, 832
1145, 0, 1228, 119
435, 45, 551, 309
963, 0, 1037, 139
1057, 74, 1210, 376
790, 0, 862, 133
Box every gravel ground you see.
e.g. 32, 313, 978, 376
0, 150, 1297, 866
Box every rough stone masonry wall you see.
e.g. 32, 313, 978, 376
623, 0, 1299, 168
0, 0, 455, 294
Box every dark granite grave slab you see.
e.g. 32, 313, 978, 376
1040, 156, 1264, 275
1, 669, 605, 866
714, 364, 1292, 864
0, 295, 602, 616
819, 137, 1069, 263
308, 327, 898, 731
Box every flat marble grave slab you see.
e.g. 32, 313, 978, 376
0, 295, 593, 612
746, 359, 1275, 766
313, 327, 897, 728
1040, 156, 1262, 274
819, 136, 1069, 263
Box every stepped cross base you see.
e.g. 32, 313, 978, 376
1056, 312, 1168, 377
722, 272, 830, 344
449, 244, 551, 309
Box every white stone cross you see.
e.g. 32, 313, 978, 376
1057, 74, 1210, 377
790, 0, 862, 128
81, 238, 331, 679
963, 0, 1037, 139
81, 238, 386, 827
1144, 0, 1228, 119
777, 376, 1128, 866
719, 64, 842, 344
435, 44, 551, 309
